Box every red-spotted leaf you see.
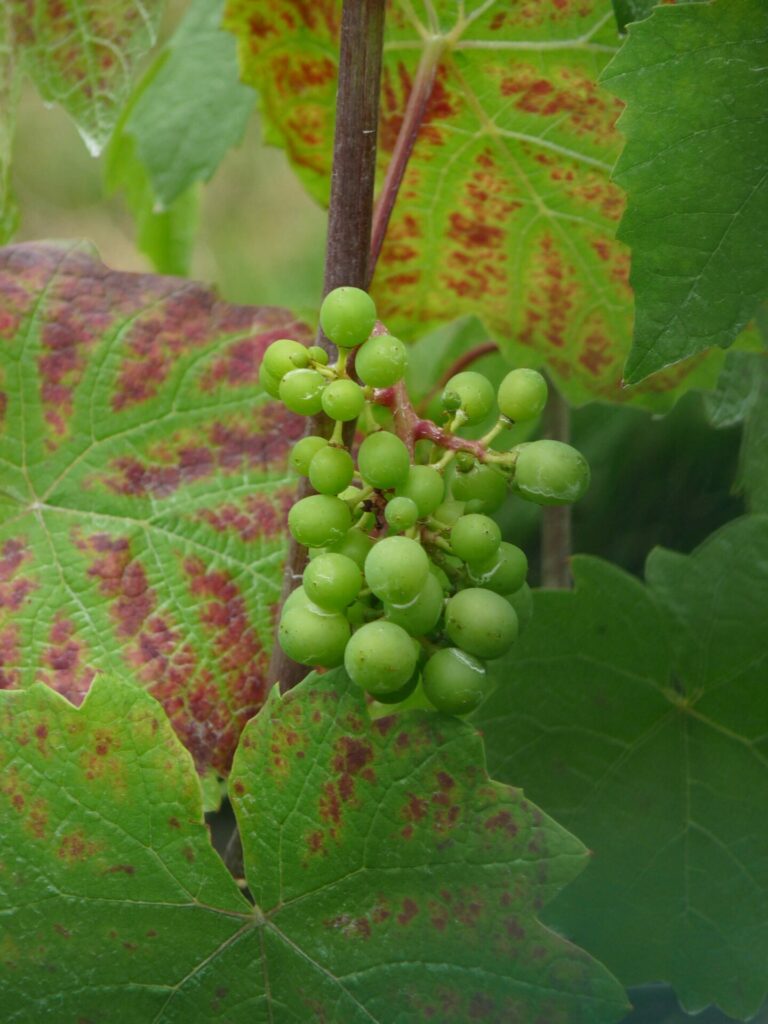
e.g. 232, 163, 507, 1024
8, 0, 165, 154
0, 240, 307, 774
224, 0, 729, 409
0, 672, 628, 1021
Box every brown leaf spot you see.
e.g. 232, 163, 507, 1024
397, 897, 419, 927
58, 830, 100, 862
103, 864, 135, 875
484, 810, 519, 837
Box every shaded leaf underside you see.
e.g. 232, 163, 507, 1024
225, 0, 730, 408
0, 671, 627, 1022
0, 241, 307, 774
477, 516, 768, 1019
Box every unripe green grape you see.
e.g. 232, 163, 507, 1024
259, 362, 282, 399
441, 371, 495, 425
279, 603, 350, 667
320, 286, 377, 348
264, 338, 310, 379
384, 571, 444, 637
450, 513, 501, 565
279, 369, 326, 415
396, 465, 445, 517
308, 445, 354, 495
308, 345, 329, 365
513, 439, 590, 506
357, 431, 410, 489
288, 494, 351, 548
445, 587, 518, 659
303, 552, 362, 611
451, 464, 507, 513
497, 368, 548, 422
432, 499, 465, 527
429, 561, 452, 592
321, 378, 366, 422
507, 582, 533, 634
369, 671, 420, 705
355, 334, 407, 387
289, 435, 328, 476
422, 648, 486, 715
454, 450, 476, 473
468, 542, 528, 595
327, 528, 375, 568
282, 585, 313, 614
364, 536, 429, 604
344, 620, 419, 695
385, 495, 419, 532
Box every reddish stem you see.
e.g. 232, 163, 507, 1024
372, 384, 487, 459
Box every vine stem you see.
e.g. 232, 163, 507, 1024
541, 380, 572, 588
267, 0, 386, 694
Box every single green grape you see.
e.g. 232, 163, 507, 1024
264, 338, 309, 379
450, 513, 501, 565
303, 552, 362, 611
444, 587, 518, 659
357, 431, 410, 489
321, 379, 366, 422
289, 435, 328, 476
282, 585, 313, 615
308, 445, 354, 495
497, 368, 548, 422
279, 369, 326, 415
355, 334, 407, 388
288, 494, 351, 548
259, 362, 282, 399
513, 439, 590, 506
369, 671, 420, 705
450, 464, 507, 513
507, 582, 533, 634
279, 603, 349, 667
364, 535, 429, 604
383, 571, 444, 637
468, 541, 528, 595
441, 371, 495, 425
385, 495, 419, 532
422, 648, 486, 715
395, 465, 445, 517
431, 498, 466, 527
454, 450, 475, 473
319, 286, 377, 348
308, 345, 329, 365
327, 528, 375, 568
343, 620, 418, 695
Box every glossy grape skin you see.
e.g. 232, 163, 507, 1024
444, 588, 518, 659
384, 496, 419, 532
422, 648, 486, 715
320, 287, 377, 348
303, 552, 362, 610
327, 528, 375, 568
432, 499, 466, 527
395, 465, 445, 516
278, 603, 350, 667
357, 432, 410, 489
384, 570, 444, 637
370, 672, 420, 705
279, 369, 326, 415
355, 334, 407, 387
259, 362, 282, 399
288, 494, 351, 548
322, 379, 366, 422
308, 345, 329, 365
308, 445, 355, 495
344, 620, 418, 695
513, 439, 590, 506
364, 536, 429, 604
468, 541, 528, 595
441, 371, 495, 424
264, 339, 310, 380
450, 513, 501, 565
451, 464, 507, 514
289, 435, 327, 476
497, 368, 548, 422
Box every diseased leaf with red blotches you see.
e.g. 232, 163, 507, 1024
223, 0, 730, 408
8, 0, 165, 153
0, 671, 628, 1020
0, 241, 307, 774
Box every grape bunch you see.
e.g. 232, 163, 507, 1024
263, 286, 590, 716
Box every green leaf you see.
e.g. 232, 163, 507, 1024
0, 671, 628, 1021
0, 240, 309, 774
737, 362, 768, 512
476, 516, 768, 1019
703, 351, 764, 429
601, 0, 768, 384
0, 8, 20, 241
8, 0, 165, 154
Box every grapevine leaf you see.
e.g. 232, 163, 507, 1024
0, 669, 629, 1020
0, 240, 309, 774
0, 8, 20, 242
702, 351, 764, 430
8, 0, 165, 155
224, 0, 733, 409
601, 0, 768, 384
737, 367, 768, 513
476, 516, 768, 1019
